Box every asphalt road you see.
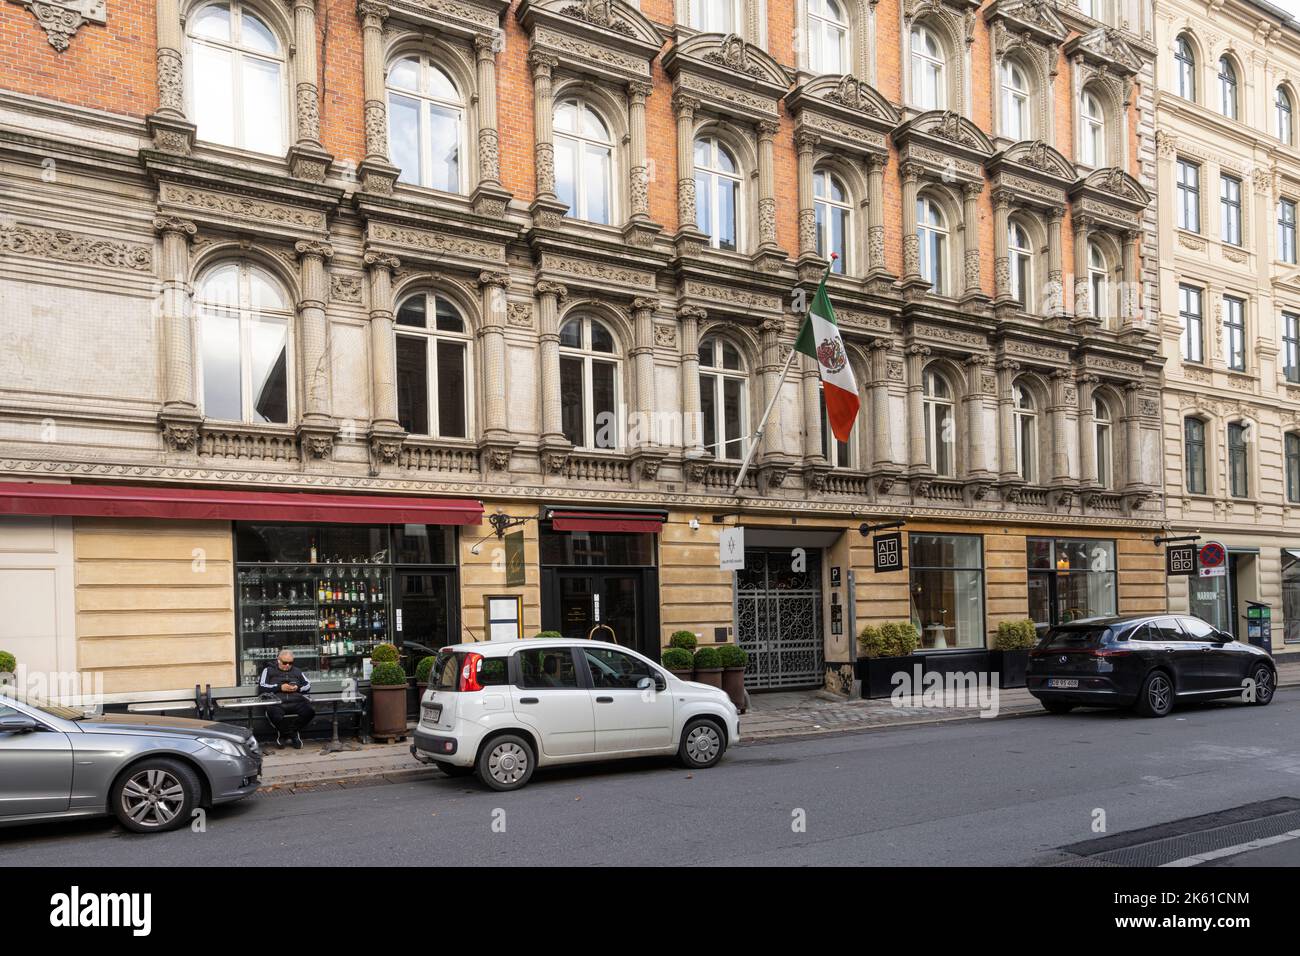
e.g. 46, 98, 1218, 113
4, 690, 1299, 866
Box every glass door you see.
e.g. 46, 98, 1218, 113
550, 572, 645, 655
395, 570, 457, 668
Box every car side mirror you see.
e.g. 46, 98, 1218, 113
0, 714, 38, 734
641, 674, 667, 693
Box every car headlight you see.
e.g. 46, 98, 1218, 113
198, 736, 245, 757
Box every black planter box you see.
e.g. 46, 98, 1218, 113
987, 649, 1029, 688
855, 655, 924, 699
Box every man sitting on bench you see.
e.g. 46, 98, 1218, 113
258, 650, 315, 749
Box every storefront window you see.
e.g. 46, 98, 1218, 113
909, 534, 985, 650
1026, 538, 1117, 630
1190, 575, 1231, 633
539, 527, 656, 567
234, 523, 457, 686
1283, 552, 1300, 645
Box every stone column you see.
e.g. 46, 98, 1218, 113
531, 51, 560, 201
147, 0, 195, 153
631, 297, 658, 447
288, 0, 330, 180
963, 355, 989, 477
155, 216, 201, 449
627, 81, 652, 221
471, 34, 510, 216
295, 240, 336, 457
1046, 208, 1064, 317
1049, 369, 1071, 485
478, 271, 511, 440
757, 120, 780, 254
1072, 214, 1093, 322
364, 252, 403, 462
906, 345, 930, 471
1077, 373, 1099, 486
868, 341, 893, 472
996, 360, 1020, 482
1121, 229, 1141, 326
679, 306, 706, 458
759, 317, 785, 458
357, 2, 398, 193
992, 188, 1011, 303
674, 94, 701, 234
796, 131, 819, 259
867, 153, 888, 276
1123, 381, 1143, 490
536, 281, 568, 450
962, 182, 983, 299
901, 163, 922, 280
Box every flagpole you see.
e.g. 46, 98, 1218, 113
730, 344, 798, 495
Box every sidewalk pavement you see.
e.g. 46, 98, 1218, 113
256, 658, 1300, 793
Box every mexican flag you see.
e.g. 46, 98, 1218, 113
794, 275, 859, 443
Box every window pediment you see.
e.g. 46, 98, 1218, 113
664, 33, 791, 121
988, 140, 1075, 206
894, 110, 993, 182
1064, 26, 1142, 77
362, 219, 509, 272
384, 0, 510, 41
1070, 166, 1149, 227
786, 75, 897, 156
983, 0, 1067, 48
518, 0, 663, 81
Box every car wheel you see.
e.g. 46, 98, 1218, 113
678, 718, 726, 769
1041, 700, 1075, 715
476, 735, 535, 792
1134, 670, 1174, 718
111, 758, 201, 833
1248, 664, 1275, 706
434, 761, 475, 778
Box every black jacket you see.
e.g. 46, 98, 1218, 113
258, 664, 312, 698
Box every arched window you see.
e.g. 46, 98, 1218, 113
1174, 34, 1196, 100
559, 316, 621, 450
555, 97, 614, 225
910, 24, 946, 111
1008, 219, 1033, 309
1095, 397, 1114, 489
917, 195, 948, 294
689, 0, 737, 32
695, 136, 740, 251
387, 55, 463, 193
820, 385, 854, 468
1001, 60, 1030, 140
1013, 383, 1038, 483
394, 292, 471, 438
1184, 416, 1206, 494
808, 0, 848, 75
1286, 432, 1300, 503
1218, 56, 1238, 120
1278, 86, 1294, 145
1080, 90, 1104, 166
1089, 241, 1110, 322
923, 367, 955, 476
814, 167, 851, 274
698, 337, 747, 461
188, 2, 285, 154
196, 261, 291, 424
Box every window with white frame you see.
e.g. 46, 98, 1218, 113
698, 336, 747, 461
1218, 56, 1238, 120
1080, 90, 1104, 166
1223, 295, 1246, 372
1179, 283, 1204, 364
1220, 174, 1242, 246
819, 384, 854, 468
387, 55, 463, 193
1000, 59, 1030, 140
1184, 416, 1206, 494
394, 292, 471, 439
910, 24, 946, 111
695, 136, 740, 251
1227, 421, 1249, 497
559, 316, 621, 450
196, 261, 291, 424
1286, 432, 1300, 503
807, 0, 848, 75
1089, 242, 1110, 322
917, 194, 948, 294
188, 2, 285, 155
923, 366, 955, 477
1013, 382, 1038, 483
1283, 311, 1299, 384
1279, 198, 1297, 263
1175, 34, 1196, 100
1176, 159, 1200, 232
814, 167, 851, 274
1094, 396, 1113, 489
1278, 86, 1294, 145
554, 97, 614, 225
689, 0, 737, 32
1008, 219, 1033, 309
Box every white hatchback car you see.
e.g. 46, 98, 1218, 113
410, 639, 740, 791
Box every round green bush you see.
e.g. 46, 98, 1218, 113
994, 619, 1038, 651
369, 661, 407, 686
371, 642, 400, 664
668, 630, 698, 652
532, 631, 564, 640
660, 647, 693, 670
858, 622, 920, 658
0, 651, 14, 674
693, 646, 721, 669
716, 644, 748, 668
414, 656, 435, 683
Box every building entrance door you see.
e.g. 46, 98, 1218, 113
543, 569, 658, 660
735, 549, 823, 689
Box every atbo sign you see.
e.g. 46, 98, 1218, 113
874, 532, 903, 573
1165, 543, 1197, 576
1198, 540, 1228, 578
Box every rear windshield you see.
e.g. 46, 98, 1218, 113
428, 651, 507, 691
1039, 626, 1111, 650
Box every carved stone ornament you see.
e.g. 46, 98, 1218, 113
8, 0, 105, 53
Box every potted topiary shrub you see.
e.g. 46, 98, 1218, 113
857, 621, 923, 699
989, 619, 1038, 688
716, 644, 748, 711
692, 645, 723, 689
532, 631, 564, 639
369, 660, 409, 741
668, 630, 698, 653
660, 647, 693, 681
0, 650, 15, 675
414, 655, 435, 702
371, 641, 400, 665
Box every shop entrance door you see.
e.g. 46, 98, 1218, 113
735, 549, 824, 690
394, 570, 458, 669
543, 569, 658, 660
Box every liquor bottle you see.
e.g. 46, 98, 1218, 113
310, 538, 318, 563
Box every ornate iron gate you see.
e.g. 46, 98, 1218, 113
735, 549, 823, 689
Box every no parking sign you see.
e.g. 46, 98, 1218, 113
1198, 541, 1228, 578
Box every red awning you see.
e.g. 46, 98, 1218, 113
547, 509, 666, 534
0, 483, 483, 526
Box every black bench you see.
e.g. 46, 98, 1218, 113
206, 680, 370, 752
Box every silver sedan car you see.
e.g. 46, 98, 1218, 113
0, 692, 262, 833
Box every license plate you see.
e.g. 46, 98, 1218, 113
1047, 679, 1079, 689
423, 703, 442, 722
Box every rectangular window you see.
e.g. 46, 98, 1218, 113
559, 356, 585, 448
1286, 433, 1300, 504
517, 648, 580, 690
1026, 538, 1118, 629
1179, 284, 1204, 364
1228, 422, 1249, 497
1223, 295, 1246, 371
1284, 552, 1300, 645
908, 534, 985, 651
819, 386, 851, 468
1184, 417, 1206, 495
435, 340, 466, 439
1177, 159, 1200, 232
1220, 175, 1242, 246
1284, 312, 1300, 384
395, 335, 430, 436
1279, 199, 1297, 264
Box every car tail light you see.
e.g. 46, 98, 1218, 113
1093, 649, 1132, 658
460, 652, 484, 692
